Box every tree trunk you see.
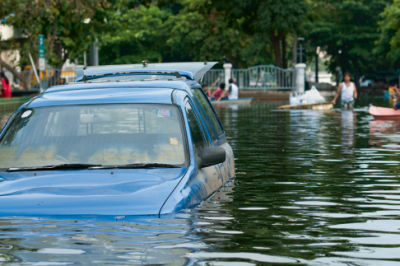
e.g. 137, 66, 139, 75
354, 57, 360, 88
315, 52, 319, 83
0, 57, 31, 89
292, 31, 297, 66
281, 32, 287, 69
49, 42, 63, 87
271, 31, 282, 68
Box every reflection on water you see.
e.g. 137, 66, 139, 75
2, 100, 400, 264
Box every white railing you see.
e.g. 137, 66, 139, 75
202, 65, 297, 90
16, 65, 299, 91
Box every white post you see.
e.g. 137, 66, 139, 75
28, 52, 43, 93
295, 63, 306, 93
84, 51, 87, 67
223, 63, 232, 86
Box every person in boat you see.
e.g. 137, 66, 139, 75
210, 83, 226, 100
202, 84, 210, 96
202, 77, 220, 97
218, 78, 239, 101
391, 85, 400, 110
388, 83, 398, 99
0, 71, 11, 98
332, 72, 357, 109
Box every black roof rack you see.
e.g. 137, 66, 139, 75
82, 71, 183, 83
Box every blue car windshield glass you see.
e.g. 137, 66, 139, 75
0, 104, 187, 168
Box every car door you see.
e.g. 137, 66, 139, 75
190, 88, 235, 183
185, 99, 224, 201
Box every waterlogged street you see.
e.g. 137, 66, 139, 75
1, 96, 400, 265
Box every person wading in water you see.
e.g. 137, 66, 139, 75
332, 72, 357, 109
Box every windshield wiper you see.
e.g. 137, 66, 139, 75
8, 164, 102, 172
90, 163, 181, 169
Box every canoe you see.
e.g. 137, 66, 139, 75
277, 102, 333, 110
211, 97, 253, 105
369, 105, 400, 120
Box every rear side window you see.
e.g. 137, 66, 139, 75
185, 102, 207, 156
192, 88, 224, 136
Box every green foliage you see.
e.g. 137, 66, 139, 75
1, 0, 398, 77
100, 3, 171, 64
99, 0, 308, 68
0, 0, 107, 68
375, 0, 400, 66
306, 0, 390, 80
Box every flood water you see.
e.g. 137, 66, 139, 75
1, 96, 400, 265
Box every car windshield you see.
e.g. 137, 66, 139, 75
0, 104, 187, 169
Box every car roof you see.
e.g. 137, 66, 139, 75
28, 87, 176, 108
45, 80, 196, 94
28, 61, 214, 109
28, 80, 201, 108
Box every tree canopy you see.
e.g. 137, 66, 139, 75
0, 0, 399, 87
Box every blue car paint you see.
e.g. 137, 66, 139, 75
0, 168, 187, 215
159, 90, 235, 215
44, 80, 192, 94
29, 88, 175, 108
0, 73, 235, 216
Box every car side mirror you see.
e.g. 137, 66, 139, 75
198, 147, 226, 168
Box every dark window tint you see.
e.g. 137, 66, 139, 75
185, 102, 207, 156
192, 88, 224, 136
191, 100, 216, 142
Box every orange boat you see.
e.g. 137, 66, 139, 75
369, 105, 400, 120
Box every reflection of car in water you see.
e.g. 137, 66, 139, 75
0, 62, 235, 216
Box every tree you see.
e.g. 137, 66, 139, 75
216, 0, 309, 68
99, 0, 308, 69
99, 0, 250, 67
375, 0, 400, 67
0, 0, 108, 88
99, 1, 172, 64
306, 0, 390, 85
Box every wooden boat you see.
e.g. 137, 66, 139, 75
369, 105, 400, 120
211, 97, 253, 105
277, 102, 333, 110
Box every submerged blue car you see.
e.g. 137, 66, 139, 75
0, 62, 235, 216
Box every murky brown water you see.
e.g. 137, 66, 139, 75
1, 96, 400, 265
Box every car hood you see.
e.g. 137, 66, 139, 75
0, 168, 187, 216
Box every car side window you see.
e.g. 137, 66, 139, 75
192, 88, 224, 136
185, 102, 207, 156
191, 100, 216, 142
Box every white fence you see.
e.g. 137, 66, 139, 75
15, 64, 300, 91
201, 65, 297, 90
